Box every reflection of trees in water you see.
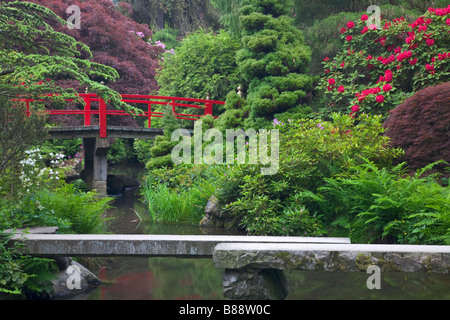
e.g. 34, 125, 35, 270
96, 191, 450, 300
286, 271, 450, 300
147, 257, 223, 300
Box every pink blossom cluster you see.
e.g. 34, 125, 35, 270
428, 6, 450, 16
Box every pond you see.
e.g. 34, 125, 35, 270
80, 188, 450, 300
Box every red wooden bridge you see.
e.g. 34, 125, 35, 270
17, 93, 225, 194
20, 93, 225, 138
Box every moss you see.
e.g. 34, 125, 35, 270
355, 253, 373, 271
274, 252, 310, 271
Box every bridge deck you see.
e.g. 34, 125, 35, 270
49, 126, 167, 139
10, 233, 350, 258
213, 242, 450, 273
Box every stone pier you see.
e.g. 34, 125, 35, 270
81, 137, 110, 195
7, 229, 450, 300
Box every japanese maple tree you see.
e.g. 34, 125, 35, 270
21, 0, 164, 95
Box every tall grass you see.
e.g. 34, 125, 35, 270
141, 176, 212, 224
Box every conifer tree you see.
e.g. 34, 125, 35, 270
236, 0, 314, 121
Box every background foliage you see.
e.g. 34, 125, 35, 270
156, 30, 242, 103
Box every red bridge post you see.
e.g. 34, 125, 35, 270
204, 102, 213, 116
99, 98, 107, 138
147, 102, 152, 128
83, 95, 91, 126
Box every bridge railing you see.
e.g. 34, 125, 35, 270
19, 93, 225, 138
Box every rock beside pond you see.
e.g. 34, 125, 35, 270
50, 260, 100, 299
5, 226, 101, 299
200, 195, 242, 231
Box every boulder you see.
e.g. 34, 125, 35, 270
222, 268, 289, 300
3, 226, 100, 299
49, 260, 100, 299
200, 195, 242, 231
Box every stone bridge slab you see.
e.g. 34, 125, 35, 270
213, 242, 450, 273
49, 126, 166, 139
9, 233, 350, 258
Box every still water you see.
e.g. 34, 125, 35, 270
82, 190, 450, 300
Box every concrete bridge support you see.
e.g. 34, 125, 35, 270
82, 137, 110, 195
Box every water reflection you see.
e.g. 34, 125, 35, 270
84, 190, 450, 300
286, 270, 450, 300
86, 191, 228, 300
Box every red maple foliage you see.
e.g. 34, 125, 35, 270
22, 0, 163, 95
383, 81, 450, 176
10, 0, 166, 127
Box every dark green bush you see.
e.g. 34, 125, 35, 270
10, 183, 112, 234
156, 29, 242, 102
313, 159, 450, 244
217, 113, 403, 235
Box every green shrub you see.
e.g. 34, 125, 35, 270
216, 113, 403, 236
40, 138, 82, 159
237, 0, 314, 120
141, 165, 219, 223
152, 27, 180, 50
318, 6, 450, 117
302, 5, 422, 74
133, 139, 154, 164
141, 165, 221, 223
0, 232, 58, 299
156, 29, 242, 102
12, 183, 112, 234
108, 139, 136, 165
313, 159, 450, 244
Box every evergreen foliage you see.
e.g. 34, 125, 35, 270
210, 0, 244, 37
236, 0, 314, 122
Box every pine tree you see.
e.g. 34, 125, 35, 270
236, 0, 314, 121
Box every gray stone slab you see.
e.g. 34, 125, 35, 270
49, 126, 166, 139
10, 234, 351, 258
213, 243, 450, 273
4, 226, 59, 235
